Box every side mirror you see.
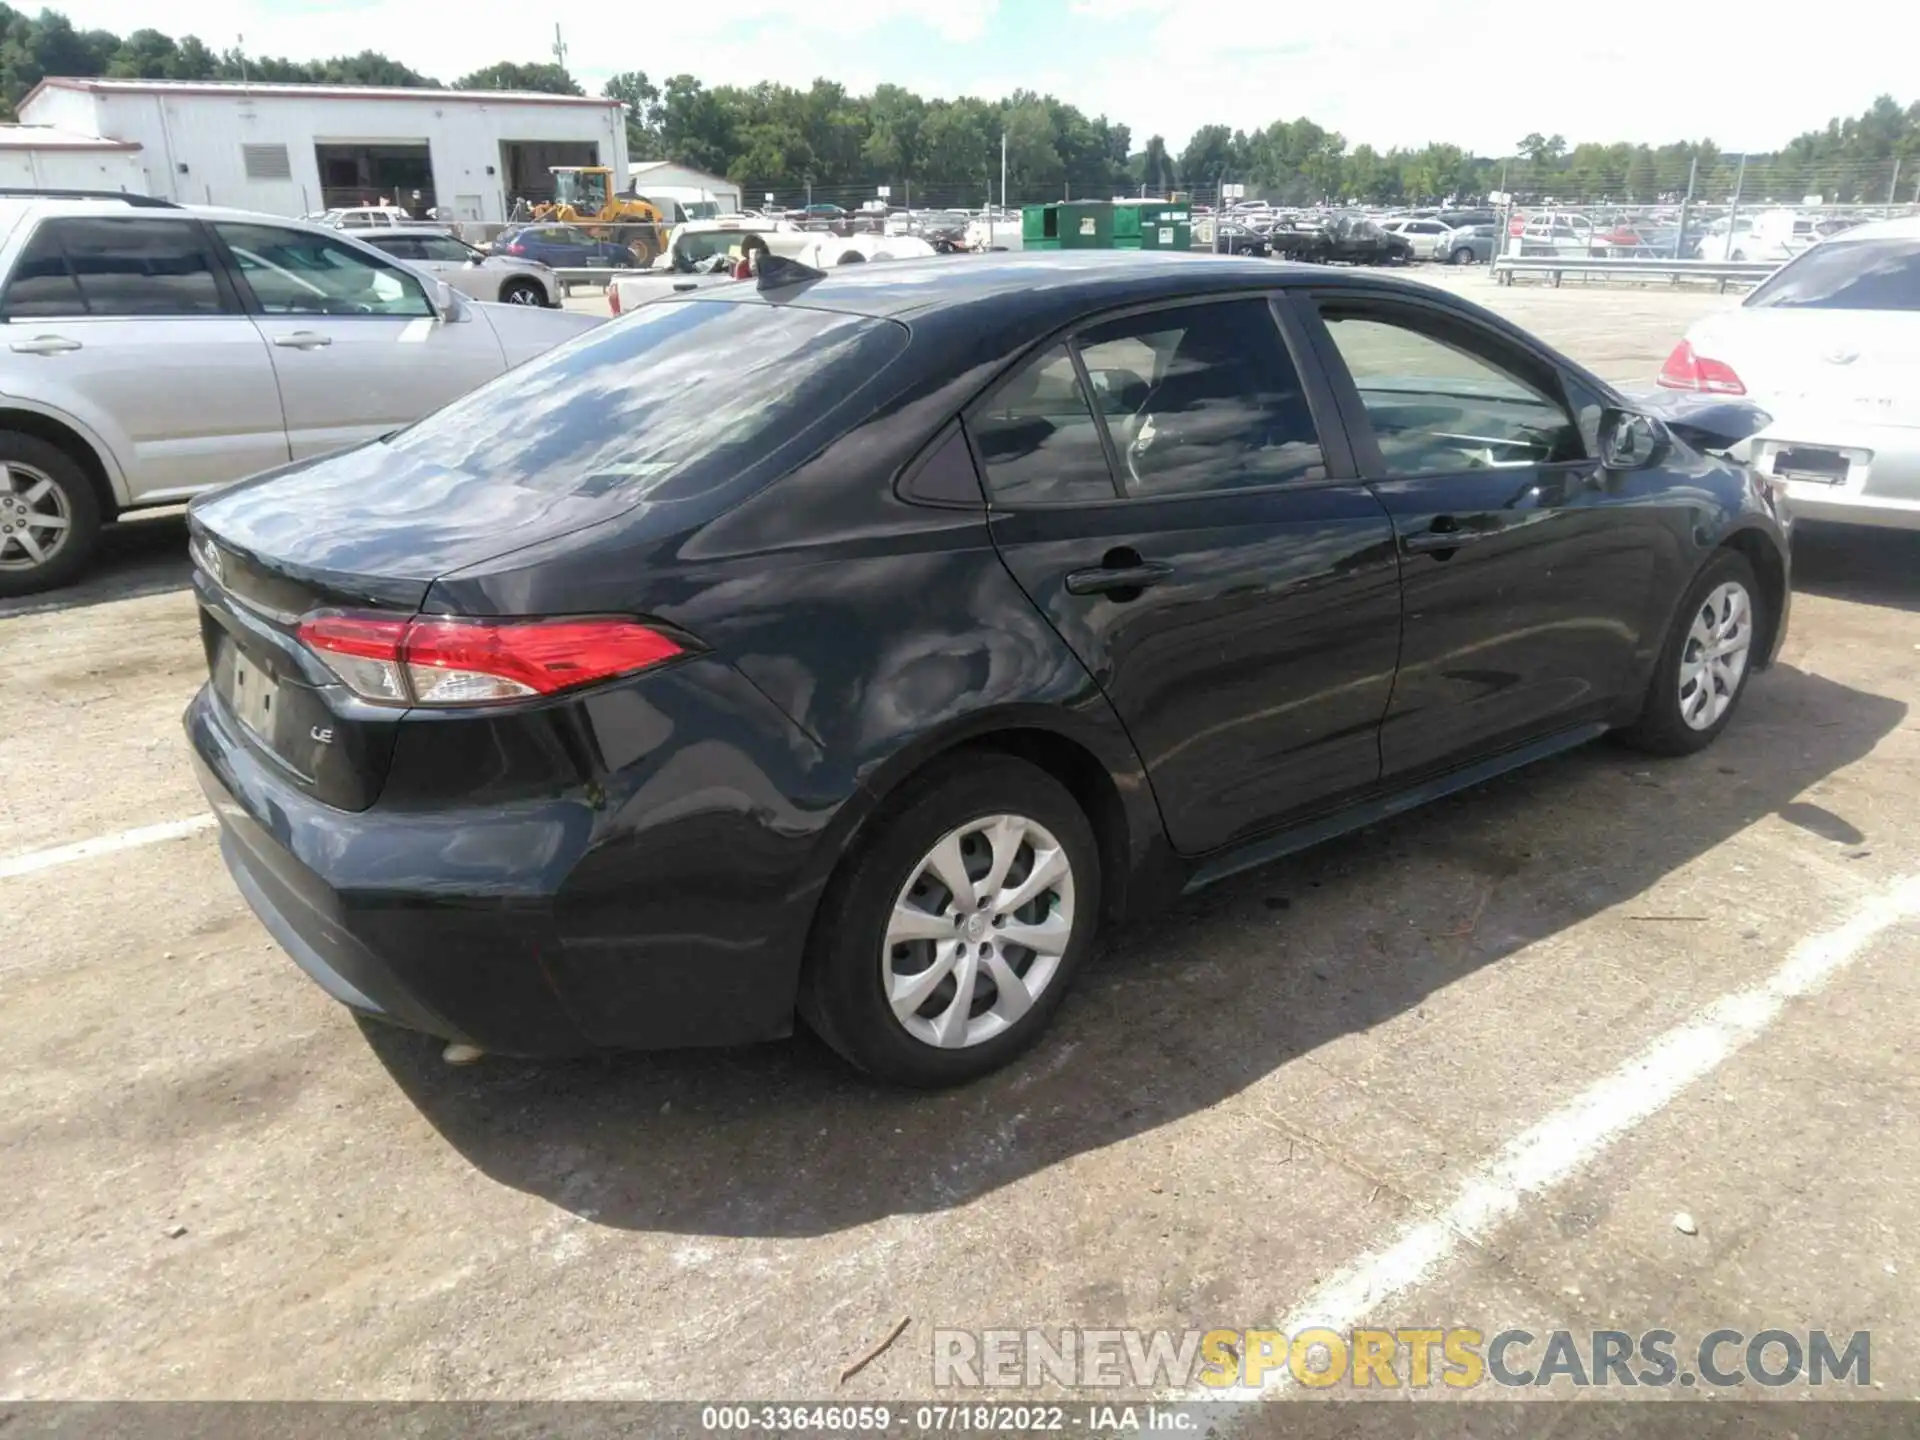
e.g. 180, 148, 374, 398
1597, 407, 1666, 470
427, 278, 460, 318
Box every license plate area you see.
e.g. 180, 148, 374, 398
215, 639, 280, 743
1771, 446, 1852, 485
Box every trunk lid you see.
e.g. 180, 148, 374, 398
188, 295, 911, 810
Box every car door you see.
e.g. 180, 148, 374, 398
210, 221, 505, 460
1298, 288, 1658, 780
0, 214, 288, 503
973, 295, 1403, 856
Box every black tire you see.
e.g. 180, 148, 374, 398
1451, 246, 1477, 265
836, 250, 868, 265
499, 278, 547, 306
0, 431, 103, 598
1616, 549, 1763, 757
798, 754, 1102, 1087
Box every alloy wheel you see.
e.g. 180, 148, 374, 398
0, 463, 71, 572
1678, 581, 1753, 730
882, 813, 1076, 1049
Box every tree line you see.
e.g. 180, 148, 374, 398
4, 3, 1917, 206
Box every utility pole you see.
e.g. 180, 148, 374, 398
1675, 155, 1697, 260
1001, 131, 1009, 226
236, 34, 249, 83
552, 24, 568, 72
1889, 158, 1903, 218
1725, 153, 1747, 257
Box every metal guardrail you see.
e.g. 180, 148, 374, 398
1493, 255, 1781, 291
549, 266, 630, 294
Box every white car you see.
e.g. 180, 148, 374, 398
1513, 211, 1598, 257
606, 222, 939, 314
319, 205, 417, 231
1380, 217, 1451, 260
357, 226, 559, 307
1656, 215, 1920, 530
1694, 209, 1819, 264
0, 192, 601, 594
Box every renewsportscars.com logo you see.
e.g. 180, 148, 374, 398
931, 1327, 1872, 1391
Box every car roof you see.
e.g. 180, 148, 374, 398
1817, 215, 1920, 243
684, 249, 1440, 323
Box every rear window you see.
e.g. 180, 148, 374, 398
1747, 239, 1920, 312
377, 299, 908, 505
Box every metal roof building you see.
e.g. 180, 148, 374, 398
17, 77, 628, 223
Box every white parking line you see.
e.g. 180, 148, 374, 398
1207, 871, 1920, 1400
0, 815, 216, 880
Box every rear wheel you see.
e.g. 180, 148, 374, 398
1617, 549, 1762, 756
499, 278, 546, 306
0, 433, 101, 598
1451, 245, 1477, 265
627, 232, 658, 268
799, 755, 1100, 1087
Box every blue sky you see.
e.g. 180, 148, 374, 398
56, 0, 1918, 156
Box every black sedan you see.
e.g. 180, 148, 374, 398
1211, 221, 1271, 256
185, 252, 1790, 1087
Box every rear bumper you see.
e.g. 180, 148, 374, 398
186, 662, 839, 1057
1743, 423, 1920, 532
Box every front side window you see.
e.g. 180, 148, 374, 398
1746, 239, 1920, 312
1078, 299, 1326, 497
970, 345, 1117, 507
214, 223, 433, 317
1320, 306, 1584, 475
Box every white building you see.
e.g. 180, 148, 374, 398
16, 77, 629, 224
627, 160, 741, 217
0, 123, 145, 191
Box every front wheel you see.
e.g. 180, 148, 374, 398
1616, 549, 1763, 756
799, 755, 1101, 1087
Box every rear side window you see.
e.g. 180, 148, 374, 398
377, 299, 908, 505
1077, 299, 1326, 497
1747, 239, 1920, 312
3, 217, 224, 317
61, 218, 224, 316
970, 345, 1119, 506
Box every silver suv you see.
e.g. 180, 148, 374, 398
0, 191, 601, 595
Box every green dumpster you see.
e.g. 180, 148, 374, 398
1055, 202, 1117, 249
1135, 202, 1193, 250
1020, 204, 1061, 250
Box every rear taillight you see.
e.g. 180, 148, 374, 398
1657, 339, 1747, 395
607, 284, 622, 315
506, 241, 525, 254
296, 614, 683, 707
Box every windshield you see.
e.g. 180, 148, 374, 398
377, 300, 909, 507
1746, 238, 1920, 312
553, 170, 609, 211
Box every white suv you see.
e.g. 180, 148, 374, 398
0, 191, 601, 595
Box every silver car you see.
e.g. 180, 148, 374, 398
0, 192, 600, 595
358, 226, 559, 307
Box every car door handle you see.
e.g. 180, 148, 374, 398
9, 335, 81, 355
1402, 519, 1488, 554
272, 331, 333, 350
1064, 561, 1174, 596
